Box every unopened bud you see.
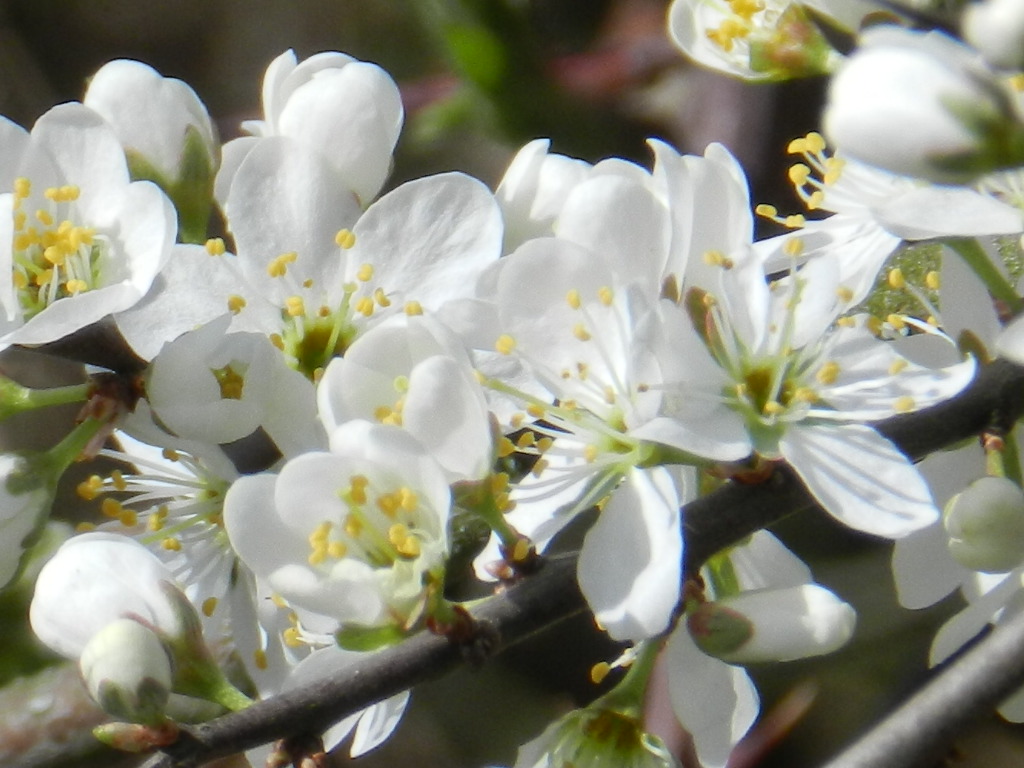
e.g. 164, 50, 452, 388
688, 585, 856, 664
80, 618, 173, 725
944, 476, 1024, 573
963, 0, 1024, 71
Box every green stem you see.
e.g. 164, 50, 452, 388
1004, 431, 1023, 488
454, 477, 520, 548
0, 379, 90, 421
947, 238, 1024, 316
204, 677, 253, 713
48, 417, 107, 474
598, 640, 662, 718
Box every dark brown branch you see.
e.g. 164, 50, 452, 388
139, 358, 1024, 768
820, 604, 1024, 768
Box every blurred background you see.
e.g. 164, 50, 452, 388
0, 1, 1018, 766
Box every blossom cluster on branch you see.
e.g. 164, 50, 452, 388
5, 1, 1024, 766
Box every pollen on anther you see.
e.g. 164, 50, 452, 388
205, 238, 226, 256
202, 597, 218, 617
405, 300, 423, 316
566, 289, 581, 309
925, 271, 941, 290
755, 203, 778, 218
887, 268, 905, 289
889, 359, 909, 375
495, 334, 517, 355
573, 323, 591, 342
227, 294, 247, 314
335, 229, 356, 249
253, 649, 268, 670
285, 295, 306, 317
590, 662, 611, 684
836, 286, 854, 303
597, 286, 613, 306
161, 537, 182, 551
816, 361, 840, 385
894, 396, 915, 413
356, 263, 374, 282
77, 475, 103, 500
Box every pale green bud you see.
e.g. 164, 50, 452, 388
80, 618, 173, 726
944, 476, 1024, 573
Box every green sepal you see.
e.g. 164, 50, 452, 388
335, 622, 408, 652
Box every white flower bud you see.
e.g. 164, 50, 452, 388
963, 0, 1024, 71
824, 26, 1024, 182
688, 584, 856, 664
944, 476, 1024, 572
80, 618, 172, 725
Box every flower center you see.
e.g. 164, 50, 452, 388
11, 179, 105, 319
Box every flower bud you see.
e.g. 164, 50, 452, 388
80, 618, 173, 726
944, 476, 1024, 572
687, 584, 856, 663
824, 26, 1024, 182
963, 0, 1024, 71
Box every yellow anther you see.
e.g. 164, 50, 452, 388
887, 268, 905, 289
793, 386, 818, 403
566, 289, 581, 309
356, 263, 374, 282
110, 470, 127, 491
590, 661, 611, 684
889, 358, 909, 375
495, 334, 517, 355
344, 514, 363, 537
573, 323, 592, 342
728, 0, 763, 19
35, 209, 53, 227
399, 487, 418, 512
327, 541, 348, 558
536, 436, 554, 453
584, 444, 598, 463
755, 203, 778, 218
335, 228, 356, 249
253, 649, 268, 670
598, 286, 614, 306
101, 498, 123, 518
373, 287, 391, 307
526, 403, 545, 419
13, 177, 30, 199
894, 396, 915, 413
348, 475, 369, 505
787, 138, 808, 154
202, 597, 218, 617
816, 360, 841, 385
603, 385, 615, 404
807, 191, 825, 210
762, 400, 785, 416
837, 316, 856, 328
788, 164, 811, 186
75, 522, 97, 533
532, 457, 550, 477
823, 157, 845, 185
925, 271, 940, 290
161, 537, 182, 551
703, 250, 733, 269
405, 300, 423, 316
355, 296, 374, 317
512, 537, 531, 562
782, 237, 804, 258
227, 294, 247, 314
783, 214, 806, 229
269, 333, 284, 350
285, 295, 306, 317
205, 237, 226, 256
283, 627, 303, 648
836, 286, 854, 303
516, 432, 536, 449
887, 314, 907, 331
497, 437, 516, 458
267, 251, 297, 278
804, 132, 826, 154
118, 509, 137, 527
76, 475, 104, 501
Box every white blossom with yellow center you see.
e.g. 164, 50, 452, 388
664, 246, 976, 538
223, 421, 451, 634
219, 138, 501, 381
0, 103, 175, 347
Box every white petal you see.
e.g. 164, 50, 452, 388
781, 424, 939, 538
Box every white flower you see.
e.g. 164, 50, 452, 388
29, 532, 187, 659
667, 0, 873, 81
220, 137, 502, 380
316, 313, 493, 483
668, 248, 975, 537
223, 421, 452, 637
0, 452, 57, 589
145, 313, 322, 457
824, 26, 1024, 182
0, 103, 176, 347
83, 59, 217, 186
217, 50, 403, 207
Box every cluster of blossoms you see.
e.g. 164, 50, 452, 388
4, 1, 1024, 765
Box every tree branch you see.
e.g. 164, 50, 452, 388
138, 358, 1024, 767
820, 605, 1024, 768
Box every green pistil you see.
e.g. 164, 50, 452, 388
281, 307, 357, 381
